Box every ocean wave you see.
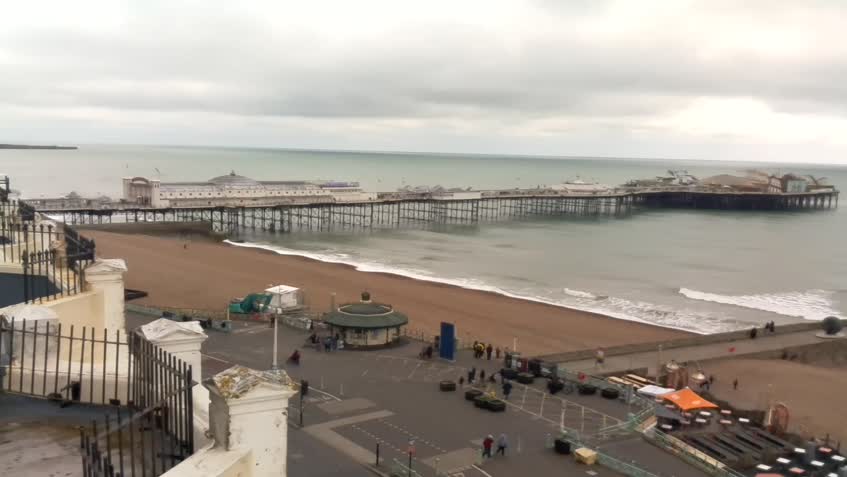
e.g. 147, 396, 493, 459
679, 288, 844, 321
223, 239, 748, 334
563, 288, 601, 300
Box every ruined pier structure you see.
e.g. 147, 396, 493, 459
31, 187, 838, 234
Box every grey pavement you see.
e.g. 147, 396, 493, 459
127, 312, 711, 476
559, 330, 827, 376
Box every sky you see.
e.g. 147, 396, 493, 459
1, 0, 846, 163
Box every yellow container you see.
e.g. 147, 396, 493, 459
574, 447, 597, 465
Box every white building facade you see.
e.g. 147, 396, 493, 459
123, 171, 376, 208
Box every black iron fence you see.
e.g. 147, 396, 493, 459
81, 336, 195, 477
0, 175, 9, 203
0, 318, 195, 476
1, 318, 132, 404
0, 202, 96, 304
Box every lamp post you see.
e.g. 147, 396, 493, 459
407, 440, 415, 477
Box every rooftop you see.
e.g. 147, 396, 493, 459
323, 293, 409, 329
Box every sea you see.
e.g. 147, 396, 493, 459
4, 145, 846, 334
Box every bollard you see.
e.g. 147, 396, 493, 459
376, 442, 380, 466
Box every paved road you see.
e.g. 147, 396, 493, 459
127, 312, 716, 476
559, 330, 827, 376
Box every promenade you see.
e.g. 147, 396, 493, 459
558, 327, 828, 376
126, 312, 711, 477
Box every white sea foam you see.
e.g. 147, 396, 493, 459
223, 239, 749, 334
679, 288, 844, 321
563, 288, 598, 299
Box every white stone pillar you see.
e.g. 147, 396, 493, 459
84, 258, 128, 331
206, 365, 297, 477
138, 318, 208, 378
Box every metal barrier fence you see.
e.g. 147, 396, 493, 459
596, 452, 661, 477
645, 428, 746, 477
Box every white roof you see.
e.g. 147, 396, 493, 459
265, 285, 299, 294
636, 385, 675, 397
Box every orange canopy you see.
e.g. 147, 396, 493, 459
662, 387, 718, 412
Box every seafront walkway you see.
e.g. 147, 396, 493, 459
125, 311, 718, 477
557, 326, 828, 376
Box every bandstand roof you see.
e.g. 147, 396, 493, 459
323, 295, 408, 329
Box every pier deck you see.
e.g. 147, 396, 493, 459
27, 188, 838, 233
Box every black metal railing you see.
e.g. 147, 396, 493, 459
0, 318, 132, 404
18, 199, 36, 221
80, 335, 195, 477
0, 203, 97, 304
1, 219, 62, 263
0, 175, 9, 203
0, 317, 195, 476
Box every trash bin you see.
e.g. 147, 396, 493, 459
528, 358, 542, 376
554, 438, 571, 455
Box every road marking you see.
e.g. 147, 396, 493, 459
202, 353, 232, 364
361, 369, 369, 377
310, 387, 342, 401
408, 362, 422, 379
472, 464, 493, 477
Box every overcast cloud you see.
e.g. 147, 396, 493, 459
2, 0, 846, 163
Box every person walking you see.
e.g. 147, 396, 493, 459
595, 348, 605, 368
459, 376, 465, 387
469, 367, 476, 384
495, 347, 501, 360
496, 433, 508, 456
473, 341, 479, 358
733, 378, 739, 390
482, 435, 494, 459
486, 344, 493, 360
480, 369, 486, 382
502, 380, 513, 400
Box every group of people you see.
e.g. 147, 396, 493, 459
472, 341, 500, 360
482, 433, 509, 458
750, 321, 777, 340
309, 332, 344, 352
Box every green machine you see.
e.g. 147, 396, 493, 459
228, 293, 272, 315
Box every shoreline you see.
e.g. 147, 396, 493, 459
223, 239, 711, 335
86, 228, 689, 355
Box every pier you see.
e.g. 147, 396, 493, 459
24, 187, 837, 234
31, 191, 637, 232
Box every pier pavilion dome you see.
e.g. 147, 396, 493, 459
208, 171, 261, 187
323, 292, 408, 348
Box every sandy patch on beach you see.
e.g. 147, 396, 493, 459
705, 358, 847, 445
87, 230, 688, 355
